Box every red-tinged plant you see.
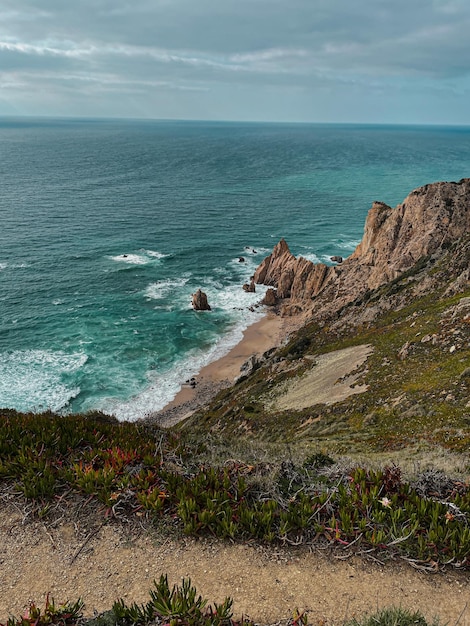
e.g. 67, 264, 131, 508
1, 594, 84, 626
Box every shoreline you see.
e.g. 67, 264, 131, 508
150, 312, 293, 428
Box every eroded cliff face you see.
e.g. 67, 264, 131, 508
349, 179, 470, 288
253, 239, 336, 307
254, 178, 470, 317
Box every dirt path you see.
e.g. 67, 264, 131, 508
273, 345, 374, 412
1, 507, 468, 625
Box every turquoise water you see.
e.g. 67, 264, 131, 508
1, 119, 469, 420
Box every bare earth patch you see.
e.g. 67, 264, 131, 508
273, 345, 374, 412
1, 507, 469, 625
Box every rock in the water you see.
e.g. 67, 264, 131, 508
239, 257, 245, 263
192, 289, 211, 311
330, 255, 343, 263
262, 288, 278, 306
243, 279, 256, 293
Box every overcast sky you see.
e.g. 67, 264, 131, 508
1, 0, 469, 124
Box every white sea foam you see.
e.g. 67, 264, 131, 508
144, 277, 190, 300
98, 306, 268, 422
336, 239, 361, 251
144, 249, 168, 259
110, 249, 168, 265
110, 253, 150, 265
0, 350, 88, 413
207, 281, 268, 313
92, 247, 270, 421
243, 245, 269, 256
301, 252, 322, 264
0, 261, 30, 270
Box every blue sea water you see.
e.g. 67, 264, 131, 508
1, 118, 469, 420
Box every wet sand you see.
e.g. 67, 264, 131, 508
151, 313, 292, 427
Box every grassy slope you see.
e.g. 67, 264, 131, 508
181, 243, 470, 476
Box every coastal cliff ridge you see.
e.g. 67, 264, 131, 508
253, 178, 470, 319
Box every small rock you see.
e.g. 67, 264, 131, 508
243, 279, 256, 293
397, 341, 411, 360
192, 289, 211, 311
459, 367, 470, 380
401, 404, 426, 419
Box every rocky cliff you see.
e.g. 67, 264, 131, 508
253, 239, 336, 308
254, 178, 470, 318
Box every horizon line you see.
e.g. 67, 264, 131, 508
0, 114, 469, 130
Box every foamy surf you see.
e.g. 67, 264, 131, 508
97, 306, 267, 421
109, 249, 168, 265
0, 350, 88, 413
336, 238, 361, 251
144, 277, 190, 301
301, 252, 322, 264
144, 249, 169, 259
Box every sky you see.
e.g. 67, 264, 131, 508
0, 0, 469, 124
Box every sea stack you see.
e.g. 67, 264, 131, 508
192, 289, 211, 311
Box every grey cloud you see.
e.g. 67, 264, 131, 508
0, 0, 469, 121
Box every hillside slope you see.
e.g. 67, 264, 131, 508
182, 179, 470, 471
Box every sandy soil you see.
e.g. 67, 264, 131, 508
1, 506, 469, 625
273, 345, 374, 412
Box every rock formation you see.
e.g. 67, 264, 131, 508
192, 289, 211, 311
261, 288, 278, 306
254, 179, 470, 317
243, 279, 256, 293
349, 178, 470, 289
253, 238, 336, 305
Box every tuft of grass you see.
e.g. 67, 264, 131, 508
85, 575, 252, 626
344, 606, 438, 626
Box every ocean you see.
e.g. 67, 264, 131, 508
1, 118, 469, 420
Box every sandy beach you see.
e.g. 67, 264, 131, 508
151, 312, 291, 427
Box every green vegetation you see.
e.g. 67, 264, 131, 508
183, 279, 469, 466
1, 579, 439, 626
344, 607, 439, 626
89, 576, 250, 626
0, 595, 84, 626
1, 410, 469, 566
